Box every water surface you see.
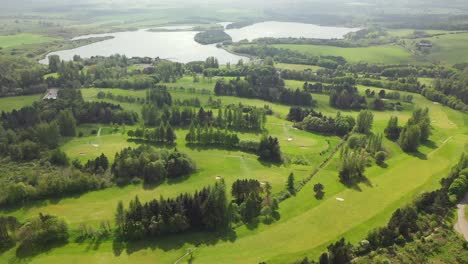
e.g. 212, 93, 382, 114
40, 21, 360, 64
226, 21, 359, 41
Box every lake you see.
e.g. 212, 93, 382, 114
40, 21, 359, 65
226, 21, 360, 41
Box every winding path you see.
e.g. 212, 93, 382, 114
454, 192, 468, 240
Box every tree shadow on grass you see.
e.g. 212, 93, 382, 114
257, 159, 283, 168
127, 139, 176, 149
113, 229, 237, 257
185, 143, 240, 153
409, 151, 428, 160
0, 192, 86, 215
422, 140, 438, 150
340, 175, 373, 192
15, 240, 68, 259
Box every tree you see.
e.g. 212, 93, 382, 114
339, 147, 368, 184
115, 201, 125, 232
57, 109, 77, 137
166, 124, 176, 144
355, 110, 374, 134
384, 116, 401, 141
243, 192, 262, 223
258, 135, 282, 163
327, 238, 353, 264
314, 183, 325, 199
35, 122, 60, 148
17, 214, 68, 251
375, 151, 387, 166
48, 55, 61, 73
203, 180, 228, 230
287, 173, 295, 195
398, 125, 421, 152
49, 149, 69, 166
319, 253, 329, 264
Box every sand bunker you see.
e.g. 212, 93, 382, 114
336, 197, 345, 202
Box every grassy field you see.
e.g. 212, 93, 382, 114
0, 33, 57, 48
275, 63, 323, 72
0, 94, 41, 112
273, 44, 418, 64
422, 32, 468, 64
1, 78, 467, 263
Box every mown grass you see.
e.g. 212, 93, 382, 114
273, 44, 418, 64
0, 94, 41, 112
1, 78, 467, 264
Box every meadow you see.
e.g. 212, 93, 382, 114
421, 32, 468, 64
0, 94, 42, 112
272, 44, 418, 64
0, 33, 57, 48
1, 72, 467, 263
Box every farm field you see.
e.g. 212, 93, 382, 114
1, 76, 466, 263
272, 44, 418, 64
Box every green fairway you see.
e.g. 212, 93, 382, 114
0, 33, 57, 48
273, 44, 418, 64
2, 77, 467, 264
0, 94, 41, 112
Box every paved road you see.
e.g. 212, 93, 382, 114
454, 192, 468, 240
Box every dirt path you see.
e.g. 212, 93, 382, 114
454, 192, 468, 240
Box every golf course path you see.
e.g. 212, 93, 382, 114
454, 192, 468, 240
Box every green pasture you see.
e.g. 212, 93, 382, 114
273, 44, 418, 64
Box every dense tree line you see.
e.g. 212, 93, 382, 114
111, 146, 196, 184
230, 179, 278, 224
422, 73, 468, 112
294, 109, 356, 136
329, 84, 367, 110
0, 55, 47, 97
127, 124, 176, 144
185, 124, 240, 148
231, 45, 346, 69
142, 104, 266, 132
214, 66, 314, 106
0, 163, 109, 206
2, 89, 137, 133
116, 181, 228, 239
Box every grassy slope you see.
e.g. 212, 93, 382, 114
0, 33, 57, 48
1, 79, 467, 264
423, 32, 468, 64
0, 94, 41, 112
273, 44, 417, 64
